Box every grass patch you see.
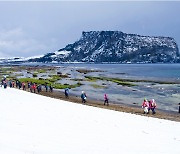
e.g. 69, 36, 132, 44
90, 84, 106, 89
48, 75, 62, 82
85, 76, 136, 87
53, 82, 82, 89
19, 78, 51, 85
71, 78, 84, 81
18, 78, 82, 89
77, 69, 104, 74
32, 73, 38, 77
85, 76, 180, 86
38, 69, 47, 73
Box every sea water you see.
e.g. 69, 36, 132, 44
56, 63, 180, 112
14, 63, 180, 112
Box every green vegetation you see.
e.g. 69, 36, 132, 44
18, 77, 82, 89
71, 78, 84, 82
32, 73, 38, 77
85, 76, 136, 87
53, 82, 82, 89
48, 75, 62, 82
0, 67, 12, 72
37, 69, 46, 73
85, 76, 180, 86
77, 69, 104, 74
19, 78, 51, 85
90, 84, 106, 89
0, 67, 14, 76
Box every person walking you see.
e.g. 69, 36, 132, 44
3, 81, 7, 89
37, 85, 42, 93
22, 82, 26, 90
49, 85, 53, 92
104, 93, 109, 106
142, 98, 149, 114
33, 83, 36, 93
9, 80, 12, 88
65, 88, 69, 98
81, 91, 87, 103
45, 84, 48, 92
150, 99, 157, 114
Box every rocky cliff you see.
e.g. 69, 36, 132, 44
29, 31, 180, 63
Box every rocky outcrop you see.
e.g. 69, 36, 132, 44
29, 31, 180, 63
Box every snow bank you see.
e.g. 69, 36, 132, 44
0, 87, 180, 154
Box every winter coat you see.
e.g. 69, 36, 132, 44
81, 93, 87, 100
104, 94, 108, 101
142, 100, 149, 108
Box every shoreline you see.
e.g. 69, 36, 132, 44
1, 64, 180, 112
36, 89, 180, 122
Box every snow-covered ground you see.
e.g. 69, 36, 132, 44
0, 87, 180, 154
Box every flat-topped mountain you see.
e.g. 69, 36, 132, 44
29, 31, 180, 63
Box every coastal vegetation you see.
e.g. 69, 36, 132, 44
90, 84, 106, 89
85, 76, 136, 87
18, 77, 82, 89
85, 76, 180, 86
76, 69, 104, 74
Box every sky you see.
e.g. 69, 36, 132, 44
0, 1, 180, 58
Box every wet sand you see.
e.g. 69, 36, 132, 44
35, 89, 180, 122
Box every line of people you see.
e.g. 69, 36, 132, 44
64, 88, 109, 106
1, 78, 53, 93
2, 77, 159, 115
65, 88, 157, 114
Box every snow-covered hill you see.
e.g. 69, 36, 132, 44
30, 31, 180, 63
0, 87, 180, 153
0, 55, 44, 63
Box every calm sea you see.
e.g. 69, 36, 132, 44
60, 63, 180, 81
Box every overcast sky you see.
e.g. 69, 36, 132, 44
0, 1, 180, 58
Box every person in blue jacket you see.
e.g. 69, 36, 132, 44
65, 88, 69, 98
81, 91, 87, 103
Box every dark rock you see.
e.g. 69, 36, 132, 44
29, 31, 180, 63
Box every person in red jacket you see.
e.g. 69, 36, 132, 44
33, 83, 36, 93
142, 98, 149, 114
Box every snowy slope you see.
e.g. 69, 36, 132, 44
0, 88, 180, 154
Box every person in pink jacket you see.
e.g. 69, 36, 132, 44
150, 99, 157, 114
104, 94, 109, 106
142, 98, 149, 114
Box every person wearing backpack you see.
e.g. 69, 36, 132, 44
81, 91, 87, 103
142, 98, 149, 114
65, 88, 69, 98
150, 99, 157, 114
104, 93, 109, 106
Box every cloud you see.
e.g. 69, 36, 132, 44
0, 1, 179, 58
0, 27, 57, 58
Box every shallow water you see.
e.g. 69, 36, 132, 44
55, 63, 180, 112
9, 63, 180, 112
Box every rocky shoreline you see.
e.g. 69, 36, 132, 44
1, 65, 180, 120
36, 89, 180, 122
